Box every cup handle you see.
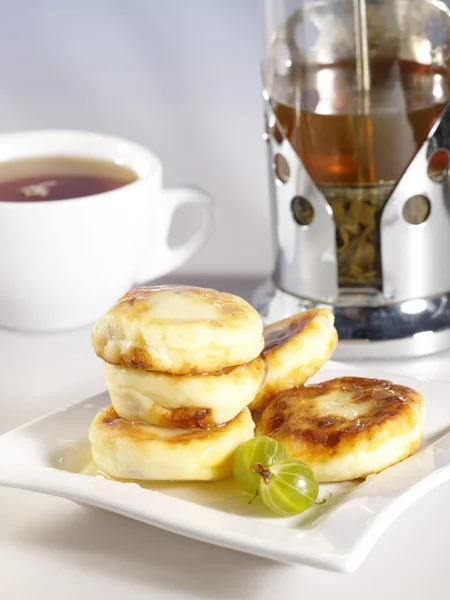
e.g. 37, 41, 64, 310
135, 186, 213, 283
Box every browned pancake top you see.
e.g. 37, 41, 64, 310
115, 286, 248, 322
257, 377, 424, 450
262, 308, 333, 356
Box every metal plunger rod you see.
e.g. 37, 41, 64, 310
353, 0, 371, 96
353, 0, 374, 181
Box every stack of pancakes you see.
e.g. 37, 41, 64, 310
89, 285, 266, 481
89, 284, 426, 485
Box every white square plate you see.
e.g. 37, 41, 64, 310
0, 361, 449, 573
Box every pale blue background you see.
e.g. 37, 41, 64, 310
0, 0, 272, 277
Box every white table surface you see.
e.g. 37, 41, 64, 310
2, 278, 450, 599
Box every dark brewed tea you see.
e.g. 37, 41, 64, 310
271, 60, 448, 289
0, 156, 137, 202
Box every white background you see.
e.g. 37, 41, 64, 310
0, 0, 273, 277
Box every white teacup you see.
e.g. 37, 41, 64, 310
0, 130, 213, 331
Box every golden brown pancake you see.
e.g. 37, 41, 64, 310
89, 404, 255, 481
103, 356, 266, 428
249, 309, 337, 412
256, 377, 425, 482
92, 285, 264, 374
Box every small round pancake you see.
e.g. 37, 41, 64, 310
92, 286, 264, 375
256, 377, 425, 482
104, 356, 266, 428
89, 405, 255, 481
248, 309, 337, 412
